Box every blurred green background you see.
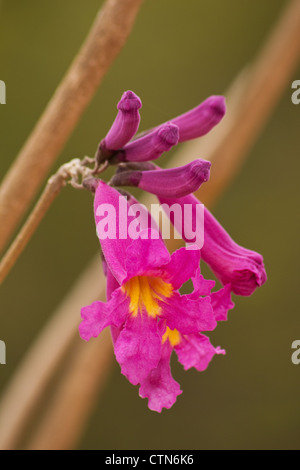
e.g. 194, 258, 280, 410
0, 0, 299, 450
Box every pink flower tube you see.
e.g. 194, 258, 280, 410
110, 123, 179, 163
158, 193, 267, 296
159, 95, 226, 143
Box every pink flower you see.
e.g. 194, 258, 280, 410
79, 182, 234, 412
79, 182, 217, 388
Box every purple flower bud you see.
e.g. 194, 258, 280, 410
111, 123, 179, 163
171, 95, 226, 142
111, 159, 211, 198
96, 90, 142, 163
135, 95, 225, 143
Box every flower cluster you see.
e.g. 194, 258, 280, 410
79, 91, 267, 412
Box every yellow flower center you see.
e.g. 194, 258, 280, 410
122, 276, 173, 318
162, 327, 181, 347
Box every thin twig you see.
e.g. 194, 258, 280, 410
0, 0, 143, 255
0, 158, 107, 285
0, 174, 65, 285
0, 0, 299, 451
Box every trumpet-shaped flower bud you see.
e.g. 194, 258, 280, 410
96, 90, 142, 163
138, 95, 225, 143
171, 95, 226, 142
111, 159, 211, 198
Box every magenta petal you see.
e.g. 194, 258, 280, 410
139, 341, 182, 412
175, 333, 225, 371
94, 182, 167, 284
162, 292, 217, 334
126, 192, 161, 236
106, 267, 120, 298
79, 288, 129, 341
94, 181, 135, 284
79, 301, 109, 341
210, 284, 235, 322
114, 312, 161, 386
106, 269, 123, 344
190, 267, 216, 298
125, 229, 170, 280
163, 247, 200, 290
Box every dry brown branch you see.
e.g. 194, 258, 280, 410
26, 332, 114, 450
0, 173, 65, 285
0, 158, 108, 285
0, 256, 105, 450
0, 0, 143, 255
0, 0, 299, 451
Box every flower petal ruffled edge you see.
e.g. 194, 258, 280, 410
139, 341, 182, 412
79, 287, 129, 341
175, 333, 225, 372
114, 311, 162, 385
